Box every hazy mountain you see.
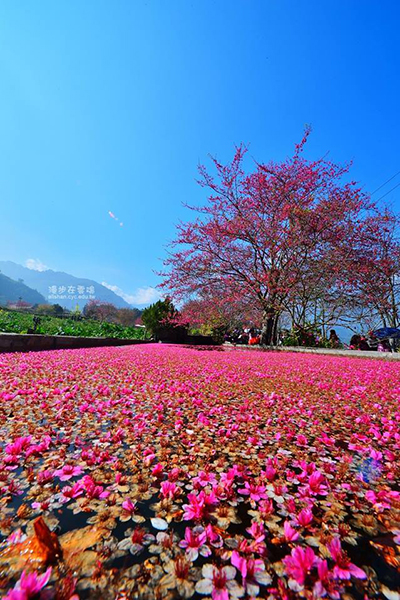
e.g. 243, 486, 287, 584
0, 261, 130, 310
0, 273, 47, 306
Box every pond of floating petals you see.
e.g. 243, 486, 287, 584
0, 344, 399, 599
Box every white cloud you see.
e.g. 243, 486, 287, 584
25, 258, 49, 272
131, 287, 162, 305
108, 210, 124, 227
102, 282, 162, 306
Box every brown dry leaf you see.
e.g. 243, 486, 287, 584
16, 504, 31, 519
304, 536, 320, 547
60, 525, 107, 554
26, 514, 59, 536
64, 549, 98, 575
117, 485, 130, 493
0, 536, 47, 572
370, 541, 400, 569
0, 517, 61, 573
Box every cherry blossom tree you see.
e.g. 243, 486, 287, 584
162, 131, 376, 344
180, 292, 259, 338
346, 209, 400, 328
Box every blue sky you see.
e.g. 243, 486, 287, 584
0, 0, 399, 305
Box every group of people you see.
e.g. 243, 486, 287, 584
349, 333, 392, 352
224, 326, 395, 352
225, 328, 261, 345
319, 329, 395, 352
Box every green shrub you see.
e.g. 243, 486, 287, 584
0, 308, 146, 340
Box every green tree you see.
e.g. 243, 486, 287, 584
141, 297, 177, 339
35, 303, 64, 316
52, 303, 64, 316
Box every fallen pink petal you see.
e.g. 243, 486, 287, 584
0, 344, 398, 598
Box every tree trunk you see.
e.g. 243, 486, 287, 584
389, 281, 398, 328
261, 310, 277, 346
272, 314, 280, 345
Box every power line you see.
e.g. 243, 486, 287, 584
371, 170, 400, 196
375, 181, 400, 203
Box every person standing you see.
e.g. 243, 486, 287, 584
329, 329, 340, 347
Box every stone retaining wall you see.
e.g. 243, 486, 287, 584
0, 333, 150, 353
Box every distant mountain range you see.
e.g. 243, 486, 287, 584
0, 273, 47, 306
0, 261, 130, 310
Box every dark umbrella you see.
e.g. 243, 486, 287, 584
373, 327, 400, 339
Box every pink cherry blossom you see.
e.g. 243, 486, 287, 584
122, 497, 137, 513
283, 520, 300, 542
238, 481, 267, 502
0, 342, 399, 597
231, 551, 272, 596
53, 465, 83, 481
246, 521, 265, 540
5, 568, 52, 599
282, 546, 317, 585
179, 526, 211, 560
327, 538, 366, 580
296, 508, 313, 527
195, 564, 243, 600
160, 480, 180, 500
193, 470, 218, 487
313, 560, 342, 599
